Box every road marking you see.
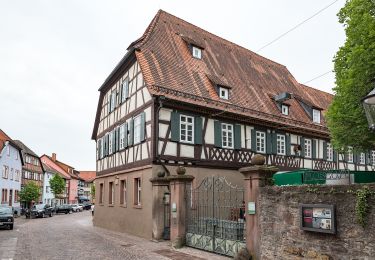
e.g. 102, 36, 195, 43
0, 237, 17, 260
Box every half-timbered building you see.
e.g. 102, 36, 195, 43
92, 10, 374, 239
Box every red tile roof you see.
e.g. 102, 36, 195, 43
134, 10, 333, 135
78, 171, 96, 182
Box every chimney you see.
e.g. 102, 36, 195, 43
52, 153, 56, 162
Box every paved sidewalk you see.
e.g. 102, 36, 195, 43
0, 211, 229, 260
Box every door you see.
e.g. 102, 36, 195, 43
9, 189, 13, 206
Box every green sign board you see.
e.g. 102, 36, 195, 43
248, 202, 255, 215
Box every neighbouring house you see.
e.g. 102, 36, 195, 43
0, 130, 23, 214
13, 140, 44, 208
41, 154, 71, 205
77, 171, 96, 203
41, 163, 61, 206
43, 153, 80, 204
91, 10, 374, 240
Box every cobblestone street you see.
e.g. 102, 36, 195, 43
0, 211, 228, 260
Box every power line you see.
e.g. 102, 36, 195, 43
303, 70, 332, 84
256, 0, 340, 52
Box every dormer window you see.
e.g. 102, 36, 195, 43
219, 87, 229, 100
281, 104, 289, 115
192, 46, 202, 59
313, 109, 321, 123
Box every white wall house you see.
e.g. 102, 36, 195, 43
42, 164, 56, 206
0, 138, 22, 214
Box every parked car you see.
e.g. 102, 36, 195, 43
71, 204, 83, 212
30, 204, 54, 218
0, 206, 14, 230
81, 203, 92, 210
55, 204, 73, 214
91, 205, 95, 216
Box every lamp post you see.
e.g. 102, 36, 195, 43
362, 83, 375, 131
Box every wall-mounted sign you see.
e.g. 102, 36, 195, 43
248, 202, 256, 215
171, 203, 177, 212
300, 204, 336, 234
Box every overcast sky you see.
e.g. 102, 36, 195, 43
0, 0, 346, 170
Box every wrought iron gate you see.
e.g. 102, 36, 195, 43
185, 176, 246, 257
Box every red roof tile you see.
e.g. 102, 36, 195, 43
78, 171, 96, 182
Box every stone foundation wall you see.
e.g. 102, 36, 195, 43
259, 184, 375, 259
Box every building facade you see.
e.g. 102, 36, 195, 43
91, 10, 375, 239
13, 140, 44, 207
0, 130, 23, 214
78, 171, 96, 202
42, 163, 59, 206
40, 154, 71, 205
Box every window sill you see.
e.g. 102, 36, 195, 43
179, 141, 194, 145
133, 205, 142, 209
120, 204, 127, 208
98, 203, 104, 206
108, 204, 114, 207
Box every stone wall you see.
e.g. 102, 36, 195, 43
259, 184, 375, 259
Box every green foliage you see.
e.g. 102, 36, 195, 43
327, 0, 375, 151
19, 181, 40, 206
49, 174, 65, 196
355, 186, 374, 227
90, 183, 95, 197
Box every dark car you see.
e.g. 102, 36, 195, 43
55, 204, 73, 214
0, 206, 14, 230
81, 203, 92, 210
30, 204, 54, 218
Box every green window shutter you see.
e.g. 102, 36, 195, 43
98, 139, 102, 159
112, 131, 116, 154
333, 150, 337, 162
214, 121, 222, 148
124, 123, 128, 148
170, 111, 180, 142
128, 119, 134, 146
323, 141, 327, 160
114, 129, 118, 152
116, 127, 120, 151
312, 139, 317, 159
234, 124, 241, 150
124, 78, 129, 100
286, 135, 291, 156
194, 116, 203, 145
140, 112, 146, 142
266, 132, 272, 154
106, 134, 109, 157
271, 132, 277, 154
251, 129, 256, 151
300, 137, 305, 157
353, 153, 358, 164
366, 152, 371, 165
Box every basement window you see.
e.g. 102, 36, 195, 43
192, 46, 202, 59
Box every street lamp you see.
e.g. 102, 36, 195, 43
362, 85, 375, 131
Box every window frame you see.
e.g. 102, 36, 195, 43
109, 181, 114, 205
192, 46, 202, 59
313, 109, 321, 124
327, 143, 333, 161
109, 131, 113, 154
281, 104, 289, 115
134, 178, 141, 207
120, 179, 127, 206
219, 87, 229, 100
304, 139, 312, 158
119, 124, 126, 149
276, 134, 286, 155
121, 78, 129, 103
133, 115, 142, 145
180, 115, 194, 144
99, 183, 104, 204
256, 131, 266, 153
221, 123, 234, 149
359, 152, 365, 165
347, 147, 354, 163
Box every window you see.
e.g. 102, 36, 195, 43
14, 190, 18, 203
192, 46, 202, 59
347, 147, 353, 163
15, 151, 18, 160
277, 134, 286, 155
372, 151, 375, 165
281, 105, 289, 115
120, 180, 127, 206
219, 87, 229, 100
327, 143, 333, 161
10, 168, 13, 180
109, 131, 113, 154
134, 178, 141, 206
99, 183, 104, 204
313, 109, 321, 123
2, 166, 8, 179
120, 124, 126, 149
121, 78, 129, 103
1, 189, 7, 203
46, 186, 50, 193
133, 115, 142, 144
180, 115, 194, 143
100, 137, 104, 158
304, 139, 312, 158
109, 91, 116, 113
256, 131, 266, 153
359, 153, 365, 164
109, 182, 114, 205
222, 123, 233, 148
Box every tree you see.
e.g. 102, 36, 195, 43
90, 183, 95, 198
19, 181, 40, 208
326, 0, 375, 151
49, 174, 65, 198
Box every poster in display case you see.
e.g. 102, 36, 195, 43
300, 204, 336, 234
